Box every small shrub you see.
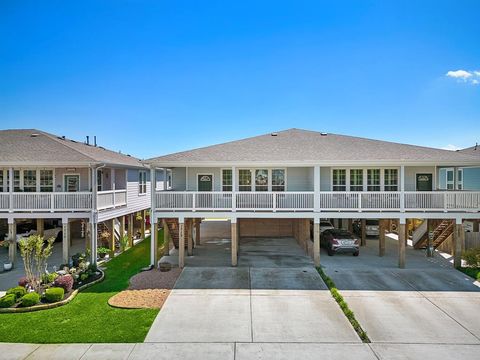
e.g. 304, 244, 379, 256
54, 274, 74, 292
44, 287, 65, 303
18, 277, 29, 287
462, 248, 480, 268
41, 272, 58, 285
6, 286, 27, 300
20, 292, 40, 307
80, 273, 89, 281
0, 294, 17, 308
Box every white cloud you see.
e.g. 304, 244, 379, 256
446, 69, 480, 85
446, 70, 472, 79
442, 144, 461, 151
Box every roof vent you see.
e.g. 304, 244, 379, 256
30, 133, 39, 137
320, 132, 328, 136
271, 132, 278, 137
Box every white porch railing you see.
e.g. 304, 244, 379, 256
97, 189, 127, 210
0, 192, 93, 211
155, 190, 480, 213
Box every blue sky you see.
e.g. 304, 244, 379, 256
1, 0, 479, 159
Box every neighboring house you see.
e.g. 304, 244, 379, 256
147, 129, 480, 269
0, 129, 150, 265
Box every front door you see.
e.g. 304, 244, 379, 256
64, 175, 80, 192
198, 174, 213, 191
416, 174, 433, 191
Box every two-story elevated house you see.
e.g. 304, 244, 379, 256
147, 129, 480, 269
0, 129, 150, 266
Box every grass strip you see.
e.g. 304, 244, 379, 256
457, 267, 480, 281
317, 267, 370, 343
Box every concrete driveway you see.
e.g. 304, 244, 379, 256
322, 236, 480, 345
145, 266, 360, 344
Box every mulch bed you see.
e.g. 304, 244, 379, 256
108, 266, 182, 309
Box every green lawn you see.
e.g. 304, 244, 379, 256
0, 230, 164, 343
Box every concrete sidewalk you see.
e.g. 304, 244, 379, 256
2, 342, 480, 360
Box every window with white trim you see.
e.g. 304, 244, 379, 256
97, 169, 103, 191
13, 170, 20, 192
332, 169, 346, 191
457, 169, 463, 190
350, 169, 363, 191
367, 169, 380, 191
139, 170, 147, 194
272, 169, 285, 191
238, 169, 252, 191
255, 169, 269, 191
40, 170, 53, 192
222, 169, 232, 191
23, 170, 37, 192
384, 169, 398, 191
446, 169, 454, 190
0, 170, 4, 192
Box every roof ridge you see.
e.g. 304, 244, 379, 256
37, 130, 99, 163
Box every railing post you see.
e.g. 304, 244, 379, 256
358, 193, 362, 211
8, 167, 13, 212
232, 166, 236, 212
192, 192, 196, 211
51, 193, 55, 211
444, 192, 448, 212
273, 193, 277, 212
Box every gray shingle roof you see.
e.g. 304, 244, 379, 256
459, 145, 480, 157
0, 129, 144, 167
148, 128, 480, 165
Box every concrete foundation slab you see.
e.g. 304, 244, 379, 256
236, 343, 376, 360
173, 267, 250, 290
250, 267, 326, 291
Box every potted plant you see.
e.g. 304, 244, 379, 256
97, 247, 110, 259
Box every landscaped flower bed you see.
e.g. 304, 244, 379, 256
0, 235, 103, 313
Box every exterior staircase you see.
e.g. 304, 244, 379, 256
164, 218, 192, 249
97, 219, 122, 248
414, 219, 454, 249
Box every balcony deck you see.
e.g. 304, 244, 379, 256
155, 191, 480, 213
0, 190, 127, 212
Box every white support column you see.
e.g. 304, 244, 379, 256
314, 166, 320, 212
400, 165, 405, 212
179, 217, 185, 268
62, 218, 70, 265
232, 166, 237, 211
150, 167, 157, 266
231, 218, 238, 267
7, 218, 16, 266
111, 168, 116, 207
163, 168, 168, 191
313, 218, 320, 267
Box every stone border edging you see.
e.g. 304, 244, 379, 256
0, 269, 105, 314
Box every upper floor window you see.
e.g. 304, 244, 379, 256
40, 170, 53, 192
384, 169, 398, 191
97, 169, 103, 191
272, 169, 285, 191
222, 169, 232, 191
367, 169, 380, 191
457, 169, 463, 190
14, 170, 21, 192
332, 169, 346, 191
238, 169, 252, 191
255, 169, 269, 191
139, 171, 147, 194
23, 170, 37, 192
350, 169, 363, 191
0, 170, 4, 192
